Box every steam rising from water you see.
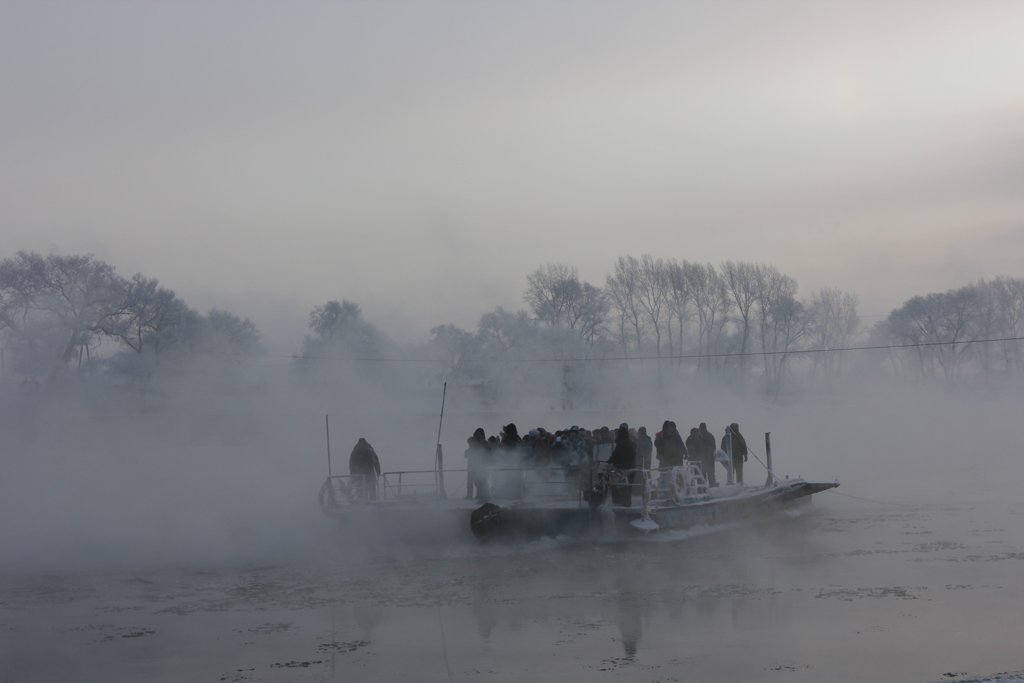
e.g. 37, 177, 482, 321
1, 369, 1020, 574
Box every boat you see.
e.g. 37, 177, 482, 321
317, 430, 839, 542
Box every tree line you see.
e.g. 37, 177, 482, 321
0, 251, 263, 393
4, 249, 1024, 403
875, 277, 1024, 381
411, 258, 862, 401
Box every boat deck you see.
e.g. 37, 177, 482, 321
320, 466, 838, 540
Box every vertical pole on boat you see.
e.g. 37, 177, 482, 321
325, 414, 332, 477
724, 425, 734, 485
435, 382, 448, 499
764, 432, 774, 488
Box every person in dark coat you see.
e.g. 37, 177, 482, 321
636, 426, 653, 470
655, 421, 686, 469
685, 427, 703, 465
502, 423, 523, 449
349, 438, 381, 501
699, 422, 718, 487
464, 428, 490, 501
608, 424, 637, 507
496, 423, 526, 498
722, 423, 748, 484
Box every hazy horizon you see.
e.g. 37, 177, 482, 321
3, 2, 1024, 353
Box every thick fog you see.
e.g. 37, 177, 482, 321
3, 3, 1024, 347
3, 4, 1024, 681
2, 248, 1023, 574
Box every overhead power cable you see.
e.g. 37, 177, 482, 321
255, 334, 1024, 364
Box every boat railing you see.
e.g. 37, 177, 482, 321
476, 466, 587, 503
320, 465, 592, 511
318, 471, 450, 508
319, 460, 714, 514
586, 462, 710, 502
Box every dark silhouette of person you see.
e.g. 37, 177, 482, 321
699, 422, 718, 487
722, 423, 748, 485
685, 426, 703, 473
464, 428, 490, 501
349, 438, 381, 501
655, 421, 686, 469
608, 423, 637, 507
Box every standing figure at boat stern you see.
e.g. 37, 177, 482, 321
722, 423, 748, 485
608, 424, 637, 507
464, 428, 491, 501
699, 422, 718, 487
349, 438, 381, 501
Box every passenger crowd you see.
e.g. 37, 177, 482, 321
459, 420, 749, 505
347, 421, 750, 506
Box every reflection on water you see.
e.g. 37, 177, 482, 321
3, 500, 1024, 682
353, 605, 381, 639
612, 596, 642, 659
472, 588, 497, 647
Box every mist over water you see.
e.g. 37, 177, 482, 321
4, 3, 1024, 679
2, 373, 1020, 573
3, 362, 1024, 682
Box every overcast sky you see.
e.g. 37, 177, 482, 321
2, 1, 1023, 352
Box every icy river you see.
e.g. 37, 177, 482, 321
4, 494, 1024, 683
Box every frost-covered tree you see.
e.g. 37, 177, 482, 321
0, 251, 127, 378
664, 258, 692, 362
100, 275, 190, 357
687, 262, 732, 374
721, 260, 758, 377
524, 263, 608, 345
807, 287, 861, 381
200, 309, 264, 360
303, 300, 386, 359
524, 263, 580, 328
879, 284, 986, 381
605, 256, 646, 356
635, 255, 669, 360
989, 276, 1024, 375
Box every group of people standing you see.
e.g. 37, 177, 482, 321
345, 420, 750, 506
462, 420, 750, 505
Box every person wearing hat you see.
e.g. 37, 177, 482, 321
502, 423, 522, 447
524, 429, 541, 464
722, 423, 748, 484
349, 437, 381, 501
566, 425, 588, 467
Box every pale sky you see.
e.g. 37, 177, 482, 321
3, 1, 1023, 352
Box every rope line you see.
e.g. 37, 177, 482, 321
824, 489, 918, 507
260, 334, 1024, 364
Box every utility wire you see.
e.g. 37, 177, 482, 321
257, 334, 1024, 364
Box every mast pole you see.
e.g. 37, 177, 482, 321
326, 414, 332, 477
435, 382, 447, 499
724, 425, 734, 485
764, 431, 774, 487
